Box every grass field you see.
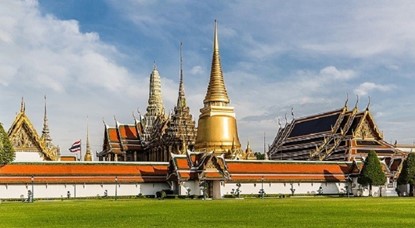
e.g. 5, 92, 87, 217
1, 197, 414, 227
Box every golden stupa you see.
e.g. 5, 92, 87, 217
195, 20, 241, 156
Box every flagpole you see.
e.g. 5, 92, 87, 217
80, 139, 82, 161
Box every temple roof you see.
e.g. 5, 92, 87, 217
8, 99, 59, 161
167, 151, 229, 181
0, 162, 168, 184
167, 151, 362, 182
226, 160, 359, 182
268, 105, 400, 161
100, 119, 144, 156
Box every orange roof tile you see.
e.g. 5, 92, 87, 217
119, 125, 139, 139
225, 161, 354, 182
175, 157, 190, 170
108, 128, 119, 142
0, 162, 169, 184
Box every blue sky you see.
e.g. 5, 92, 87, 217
1, 0, 415, 156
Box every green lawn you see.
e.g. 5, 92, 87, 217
0, 197, 414, 227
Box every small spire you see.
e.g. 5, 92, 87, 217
41, 95, 52, 144
84, 116, 92, 161
20, 97, 25, 113
177, 42, 187, 108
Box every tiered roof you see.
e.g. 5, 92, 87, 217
99, 118, 144, 157
164, 43, 197, 153
167, 151, 229, 181
268, 104, 403, 161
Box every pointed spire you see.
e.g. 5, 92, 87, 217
86, 116, 90, 152
203, 20, 230, 105
84, 116, 92, 161
41, 95, 52, 144
20, 97, 25, 113
177, 42, 186, 108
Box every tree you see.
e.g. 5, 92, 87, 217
255, 152, 265, 160
357, 150, 386, 196
397, 153, 415, 196
0, 123, 15, 164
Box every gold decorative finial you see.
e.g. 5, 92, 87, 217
20, 97, 25, 113
203, 20, 230, 105
366, 96, 371, 111
344, 93, 349, 109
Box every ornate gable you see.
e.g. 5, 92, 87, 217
8, 102, 58, 161
10, 122, 42, 153
354, 111, 382, 140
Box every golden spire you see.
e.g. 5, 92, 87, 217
195, 20, 241, 156
203, 20, 230, 106
177, 42, 186, 109
84, 116, 92, 161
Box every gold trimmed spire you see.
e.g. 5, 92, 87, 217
203, 20, 230, 106
84, 116, 92, 161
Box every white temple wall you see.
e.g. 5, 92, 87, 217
0, 183, 169, 200
220, 182, 348, 196
14, 152, 44, 162
178, 181, 201, 196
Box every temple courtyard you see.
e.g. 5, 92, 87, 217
1, 197, 414, 227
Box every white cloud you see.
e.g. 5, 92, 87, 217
319, 66, 356, 80
0, 0, 151, 155
2, 0, 414, 154
354, 82, 393, 96
190, 65, 204, 75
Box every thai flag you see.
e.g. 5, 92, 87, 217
69, 140, 81, 153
